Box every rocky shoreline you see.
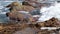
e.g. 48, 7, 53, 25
0, 17, 60, 34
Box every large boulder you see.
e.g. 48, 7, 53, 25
6, 11, 34, 23
6, 2, 35, 12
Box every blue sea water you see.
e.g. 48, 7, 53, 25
0, 7, 9, 23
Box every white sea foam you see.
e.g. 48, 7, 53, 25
38, 3, 60, 22
0, 12, 7, 14
0, 6, 4, 9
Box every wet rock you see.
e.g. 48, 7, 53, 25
37, 17, 60, 27
6, 12, 34, 23
6, 2, 35, 12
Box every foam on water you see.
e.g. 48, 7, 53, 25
0, 12, 7, 14
0, 6, 4, 9
38, 2, 60, 22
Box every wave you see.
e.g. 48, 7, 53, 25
0, 12, 7, 14
0, 6, 4, 9
38, 2, 60, 22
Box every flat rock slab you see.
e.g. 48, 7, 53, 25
13, 27, 37, 34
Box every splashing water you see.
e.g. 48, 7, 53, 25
37, 2, 60, 22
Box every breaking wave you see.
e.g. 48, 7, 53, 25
38, 2, 60, 22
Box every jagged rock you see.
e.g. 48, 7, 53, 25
37, 30, 57, 34
6, 12, 34, 23
5, 2, 37, 23
37, 17, 60, 27
0, 21, 59, 34
6, 2, 35, 12
13, 27, 36, 34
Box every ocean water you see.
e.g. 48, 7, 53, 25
0, 7, 9, 23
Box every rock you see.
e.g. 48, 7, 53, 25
13, 27, 36, 34
6, 12, 34, 23
6, 2, 35, 12
37, 17, 60, 27
0, 26, 3, 30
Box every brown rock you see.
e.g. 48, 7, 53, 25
37, 17, 60, 27
6, 12, 34, 23
6, 2, 35, 12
